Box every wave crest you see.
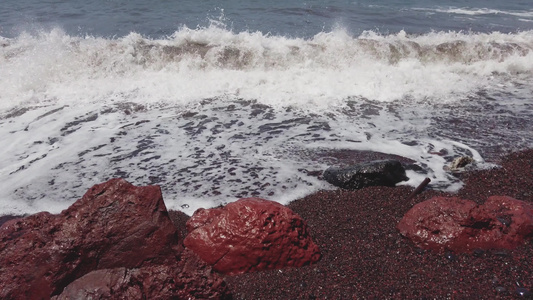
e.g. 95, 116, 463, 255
101, 28, 533, 70
1, 27, 533, 108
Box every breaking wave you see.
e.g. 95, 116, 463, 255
1, 27, 533, 110
1, 26, 532, 216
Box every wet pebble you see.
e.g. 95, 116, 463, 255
495, 286, 507, 294
493, 250, 509, 257
415, 248, 425, 255
444, 251, 457, 261
516, 287, 532, 297
472, 249, 484, 257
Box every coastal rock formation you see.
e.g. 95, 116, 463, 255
0, 179, 222, 299
184, 197, 321, 275
52, 249, 228, 300
323, 159, 408, 190
398, 196, 533, 252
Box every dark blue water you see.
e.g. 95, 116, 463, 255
2, 0, 533, 39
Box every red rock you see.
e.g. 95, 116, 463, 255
397, 197, 477, 251
0, 178, 179, 299
469, 196, 533, 249
398, 195, 533, 252
0, 214, 21, 227
52, 249, 229, 300
184, 197, 321, 275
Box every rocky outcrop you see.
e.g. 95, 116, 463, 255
0, 179, 227, 299
52, 249, 227, 300
323, 159, 408, 190
184, 197, 321, 275
398, 196, 533, 252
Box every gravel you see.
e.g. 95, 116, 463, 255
221, 149, 533, 299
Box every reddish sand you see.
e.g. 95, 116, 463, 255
172, 149, 533, 299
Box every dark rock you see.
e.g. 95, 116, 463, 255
472, 249, 485, 257
323, 159, 408, 190
184, 197, 321, 275
0, 214, 23, 226
444, 251, 457, 261
398, 196, 533, 252
52, 249, 229, 300
0, 178, 179, 299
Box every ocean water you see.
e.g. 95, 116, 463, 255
1, 0, 532, 216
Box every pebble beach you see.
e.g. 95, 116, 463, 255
171, 149, 533, 299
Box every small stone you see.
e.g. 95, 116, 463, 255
495, 286, 507, 293
472, 249, 484, 257
516, 287, 531, 297
493, 250, 510, 257
444, 251, 457, 261
447, 156, 475, 172
415, 248, 426, 255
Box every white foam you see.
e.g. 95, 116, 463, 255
1, 28, 533, 111
1, 27, 532, 216
414, 7, 533, 18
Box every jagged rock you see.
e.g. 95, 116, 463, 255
323, 159, 408, 190
398, 196, 533, 252
184, 197, 321, 275
52, 249, 229, 300
0, 178, 179, 299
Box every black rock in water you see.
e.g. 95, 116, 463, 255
323, 160, 408, 190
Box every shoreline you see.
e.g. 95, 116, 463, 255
171, 149, 533, 299
1, 149, 531, 298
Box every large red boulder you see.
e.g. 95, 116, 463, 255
183, 198, 321, 275
52, 249, 228, 300
398, 196, 533, 252
0, 178, 179, 299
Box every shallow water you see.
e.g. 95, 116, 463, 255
1, 1, 532, 215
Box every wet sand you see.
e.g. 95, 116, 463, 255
173, 149, 533, 299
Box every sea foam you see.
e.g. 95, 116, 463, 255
1, 27, 532, 216
2, 27, 533, 109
